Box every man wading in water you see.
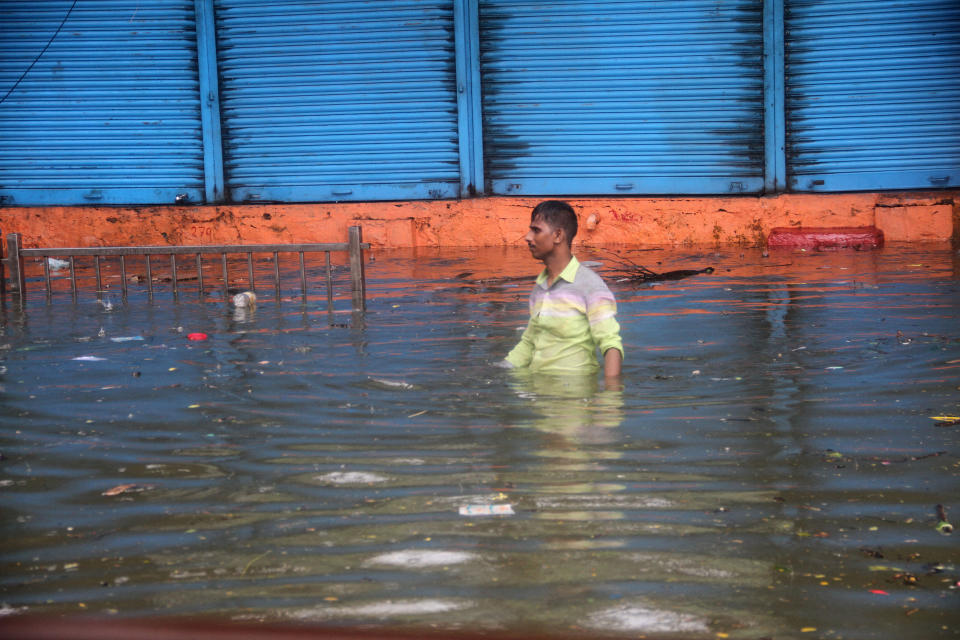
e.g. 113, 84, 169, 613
503, 200, 624, 379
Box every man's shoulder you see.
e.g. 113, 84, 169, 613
573, 261, 611, 290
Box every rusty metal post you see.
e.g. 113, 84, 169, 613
325, 251, 334, 319
6, 233, 25, 296
170, 254, 178, 300
348, 225, 366, 312
0, 229, 5, 297
272, 251, 280, 301
196, 254, 204, 296
69, 257, 77, 300
120, 255, 128, 299
298, 251, 306, 302
145, 255, 154, 299
221, 253, 229, 300
94, 255, 103, 298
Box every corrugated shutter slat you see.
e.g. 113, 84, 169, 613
786, 0, 960, 191
0, 0, 204, 205
480, 0, 765, 195
215, 0, 460, 202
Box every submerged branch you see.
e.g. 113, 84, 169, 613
589, 248, 714, 283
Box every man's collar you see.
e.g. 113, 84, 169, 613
536, 255, 580, 287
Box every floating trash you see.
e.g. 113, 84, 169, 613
101, 483, 153, 497
458, 504, 514, 516
931, 416, 960, 427
936, 504, 953, 534
368, 377, 417, 390
287, 599, 468, 621
365, 550, 477, 568
316, 471, 388, 485
232, 291, 257, 308
587, 603, 710, 634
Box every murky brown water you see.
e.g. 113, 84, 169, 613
1, 244, 958, 638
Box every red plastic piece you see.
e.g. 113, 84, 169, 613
767, 226, 884, 250
187, 332, 208, 341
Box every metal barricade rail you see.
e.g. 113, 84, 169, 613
1, 226, 368, 314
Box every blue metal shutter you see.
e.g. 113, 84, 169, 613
786, 0, 960, 192
479, 0, 765, 196
214, 0, 460, 203
0, 0, 204, 206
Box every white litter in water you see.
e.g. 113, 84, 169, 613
365, 550, 477, 568
110, 336, 144, 342
458, 504, 514, 516
289, 599, 467, 621
232, 291, 257, 307
390, 457, 426, 466
534, 495, 674, 510
170, 570, 207, 580
47, 258, 70, 271
587, 604, 710, 634
368, 377, 417, 390
0, 603, 27, 617
316, 471, 388, 485
73, 356, 107, 361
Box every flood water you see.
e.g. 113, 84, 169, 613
0, 244, 958, 639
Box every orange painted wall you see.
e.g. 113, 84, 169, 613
1, 191, 956, 249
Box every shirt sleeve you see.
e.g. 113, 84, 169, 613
504, 321, 535, 368
586, 286, 624, 360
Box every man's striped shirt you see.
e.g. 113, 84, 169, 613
505, 256, 623, 374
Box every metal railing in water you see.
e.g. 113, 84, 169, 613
0, 226, 368, 313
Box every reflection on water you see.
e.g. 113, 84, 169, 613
0, 245, 958, 638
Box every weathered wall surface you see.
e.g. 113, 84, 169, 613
1, 192, 956, 249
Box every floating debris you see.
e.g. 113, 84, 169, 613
287, 599, 467, 621
587, 604, 709, 634
459, 504, 514, 516
102, 484, 153, 497
368, 377, 417, 391
366, 550, 477, 568
931, 416, 960, 427
936, 504, 953, 534
316, 471, 388, 485
47, 258, 70, 271
232, 291, 257, 308
590, 248, 714, 283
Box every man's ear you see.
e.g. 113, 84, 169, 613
553, 226, 565, 246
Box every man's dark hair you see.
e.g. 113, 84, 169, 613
531, 200, 578, 246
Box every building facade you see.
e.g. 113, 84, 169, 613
1, 0, 958, 246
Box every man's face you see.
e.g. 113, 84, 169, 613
525, 216, 562, 261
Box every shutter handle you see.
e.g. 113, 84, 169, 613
929, 176, 949, 185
